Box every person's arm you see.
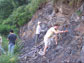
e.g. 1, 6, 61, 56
16, 37, 17, 41
7, 35, 10, 40
58, 30, 68, 34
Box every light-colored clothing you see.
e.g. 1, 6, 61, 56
44, 37, 51, 47
44, 27, 59, 46
36, 25, 41, 34
44, 27, 59, 39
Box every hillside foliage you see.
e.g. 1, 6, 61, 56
0, 0, 83, 35
0, 0, 47, 35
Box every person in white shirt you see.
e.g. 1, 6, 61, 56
35, 21, 41, 44
42, 24, 68, 55
0, 36, 6, 54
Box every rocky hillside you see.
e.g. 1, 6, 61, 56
19, 1, 84, 63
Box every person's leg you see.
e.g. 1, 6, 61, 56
35, 34, 37, 44
37, 34, 40, 43
10, 44, 15, 55
8, 44, 11, 54
43, 45, 48, 55
35, 34, 39, 45
43, 38, 49, 55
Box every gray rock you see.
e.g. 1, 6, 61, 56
19, 1, 84, 63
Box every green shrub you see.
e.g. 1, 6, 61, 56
0, 0, 31, 26
0, 0, 48, 35
3, 6, 31, 27
14, 39, 22, 54
76, 10, 82, 16
0, 25, 18, 35
0, 36, 21, 63
0, 25, 10, 35
2, 36, 8, 51
0, 36, 20, 63
2, 0, 47, 28
0, 55, 18, 63
0, 0, 14, 20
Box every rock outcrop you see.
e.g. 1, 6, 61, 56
19, 1, 84, 63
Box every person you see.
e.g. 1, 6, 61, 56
42, 24, 68, 55
0, 36, 6, 54
8, 30, 17, 55
35, 21, 42, 44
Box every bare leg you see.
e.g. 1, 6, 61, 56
55, 35, 57, 45
43, 45, 48, 55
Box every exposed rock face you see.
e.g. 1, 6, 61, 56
19, 1, 84, 63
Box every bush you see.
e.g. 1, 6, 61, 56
0, 55, 18, 63
76, 10, 82, 16
0, 24, 18, 35
0, 25, 10, 35
2, 5, 32, 27
0, 36, 21, 63
14, 39, 22, 54
2, 36, 8, 51
0, 0, 14, 20
2, 0, 47, 28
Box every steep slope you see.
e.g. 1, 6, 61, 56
19, 1, 84, 63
